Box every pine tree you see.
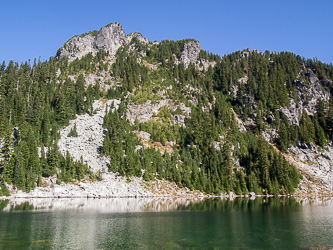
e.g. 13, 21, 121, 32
76, 74, 85, 114
316, 98, 326, 130
326, 98, 333, 139
0, 130, 11, 179
257, 139, 271, 191
68, 123, 78, 137
54, 88, 68, 125
278, 123, 288, 152
41, 110, 50, 145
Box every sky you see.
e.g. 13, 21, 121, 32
1, 0, 333, 65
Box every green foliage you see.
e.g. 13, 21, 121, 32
67, 123, 78, 137
104, 22, 114, 28
0, 199, 9, 210
130, 86, 163, 104
68, 53, 95, 74
199, 50, 221, 62
139, 120, 180, 143
59, 152, 90, 182
78, 30, 98, 37
0, 183, 10, 196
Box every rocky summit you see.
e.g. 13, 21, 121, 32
57, 22, 147, 62
1, 22, 333, 199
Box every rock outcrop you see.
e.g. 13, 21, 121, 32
237, 48, 264, 60
126, 99, 191, 125
94, 23, 127, 53
57, 33, 96, 62
57, 23, 147, 62
278, 69, 329, 125
173, 40, 217, 70
178, 40, 201, 68
288, 143, 333, 193
172, 40, 202, 68
68, 72, 115, 91
197, 59, 217, 71
127, 32, 148, 44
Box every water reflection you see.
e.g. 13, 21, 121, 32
2, 196, 333, 213
1, 197, 204, 212
0, 197, 332, 249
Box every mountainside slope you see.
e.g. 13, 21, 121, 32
1, 22, 333, 198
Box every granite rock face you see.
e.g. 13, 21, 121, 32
57, 34, 95, 62
173, 40, 202, 68
278, 69, 329, 125
57, 22, 134, 62
173, 40, 217, 70
287, 143, 333, 195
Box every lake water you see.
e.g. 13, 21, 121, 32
0, 197, 332, 249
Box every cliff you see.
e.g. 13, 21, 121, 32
57, 22, 148, 62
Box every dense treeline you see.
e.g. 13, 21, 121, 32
212, 50, 333, 150
0, 58, 99, 192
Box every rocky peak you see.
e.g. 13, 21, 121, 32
57, 22, 130, 62
93, 22, 127, 52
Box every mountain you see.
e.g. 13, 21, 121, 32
1, 22, 333, 198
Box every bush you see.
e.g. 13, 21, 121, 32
68, 124, 78, 137
0, 184, 10, 196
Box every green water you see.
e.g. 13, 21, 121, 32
0, 197, 332, 249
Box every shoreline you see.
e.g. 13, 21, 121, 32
2, 192, 332, 200
1, 171, 332, 200
2, 189, 332, 213
1, 195, 333, 213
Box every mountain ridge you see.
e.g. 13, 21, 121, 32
1, 22, 333, 198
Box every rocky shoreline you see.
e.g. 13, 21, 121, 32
2, 172, 204, 199
2, 173, 332, 199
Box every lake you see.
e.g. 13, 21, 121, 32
0, 197, 332, 249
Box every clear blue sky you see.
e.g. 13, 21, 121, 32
1, 0, 332, 65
